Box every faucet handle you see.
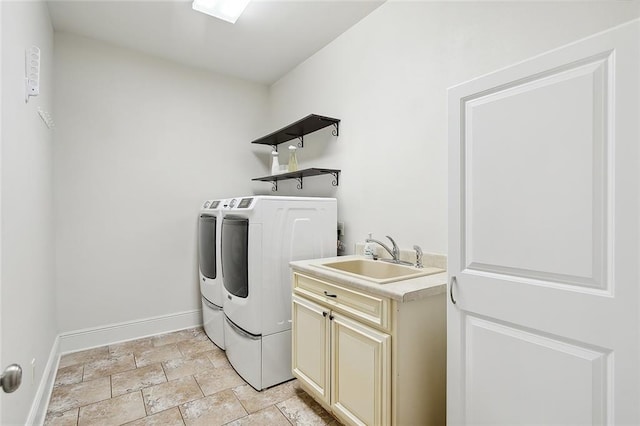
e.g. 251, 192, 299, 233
413, 245, 423, 268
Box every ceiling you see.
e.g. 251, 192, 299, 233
46, 0, 385, 85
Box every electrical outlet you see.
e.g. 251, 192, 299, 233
337, 222, 345, 236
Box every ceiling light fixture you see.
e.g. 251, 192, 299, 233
192, 0, 251, 24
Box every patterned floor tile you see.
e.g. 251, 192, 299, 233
54, 364, 83, 387
204, 348, 229, 368
59, 346, 110, 369
44, 408, 78, 426
45, 330, 336, 425
152, 328, 208, 348
179, 389, 247, 426
142, 376, 203, 415
232, 379, 299, 414
110, 337, 155, 358
134, 344, 183, 368
112, 363, 167, 397
276, 391, 337, 425
78, 391, 146, 426
225, 405, 291, 426
47, 376, 111, 414
176, 339, 216, 357
123, 407, 185, 426
162, 353, 214, 381
194, 364, 245, 396
83, 353, 136, 381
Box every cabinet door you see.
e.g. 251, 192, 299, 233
292, 295, 331, 405
331, 312, 391, 426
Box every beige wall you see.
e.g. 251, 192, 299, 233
53, 33, 269, 332
1, 1, 56, 424
268, 1, 640, 255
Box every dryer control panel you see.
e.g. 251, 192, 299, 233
237, 198, 253, 209
227, 198, 254, 209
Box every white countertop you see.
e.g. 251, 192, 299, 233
290, 255, 447, 303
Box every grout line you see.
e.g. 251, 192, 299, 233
136, 390, 146, 421
159, 360, 169, 383
177, 403, 187, 425
231, 386, 252, 415
192, 373, 206, 397
133, 353, 142, 368
275, 403, 296, 426
228, 388, 249, 420
142, 386, 151, 417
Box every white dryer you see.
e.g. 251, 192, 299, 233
221, 196, 337, 390
198, 199, 228, 349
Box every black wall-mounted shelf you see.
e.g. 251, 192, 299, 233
252, 168, 340, 192
251, 114, 340, 150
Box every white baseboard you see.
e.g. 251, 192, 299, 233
26, 309, 202, 425
58, 309, 202, 354
25, 335, 60, 426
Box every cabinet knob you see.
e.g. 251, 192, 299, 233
322, 311, 328, 317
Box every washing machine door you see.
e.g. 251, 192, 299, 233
198, 214, 217, 279
222, 216, 248, 298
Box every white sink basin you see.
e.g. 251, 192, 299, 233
318, 258, 444, 284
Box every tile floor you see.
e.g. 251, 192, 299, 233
44, 327, 339, 426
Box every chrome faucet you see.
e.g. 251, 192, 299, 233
365, 235, 413, 266
413, 245, 423, 268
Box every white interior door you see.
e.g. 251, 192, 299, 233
448, 19, 639, 425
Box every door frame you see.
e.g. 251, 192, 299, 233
0, 0, 4, 419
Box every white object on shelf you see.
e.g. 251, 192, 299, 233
288, 145, 298, 172
25, 45, 41, 103
271, 150, 280, 175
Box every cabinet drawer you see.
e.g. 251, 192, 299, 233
294, 273, 390, 331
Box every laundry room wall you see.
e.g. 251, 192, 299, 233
53, 33, 269, 333
1, 1, 56, 424
268, 1, 640, 256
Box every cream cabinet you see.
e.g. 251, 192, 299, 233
292, 271, 446, 426
292, 295, 331, 404
292, 295, 391, 425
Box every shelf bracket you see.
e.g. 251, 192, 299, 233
284, 133, 304, 148
270, 181, 278, 192
330, 171, 340, 186
332, 122, 339, 137
271, 145, 278, 153
295, 177, 303, 190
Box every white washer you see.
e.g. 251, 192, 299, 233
221, 196, 337, 390
198, 199, 228, 349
